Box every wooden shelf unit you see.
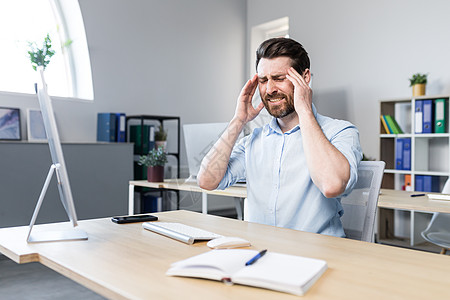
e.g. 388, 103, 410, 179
379, 94, 450, 245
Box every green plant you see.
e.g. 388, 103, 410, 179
155, 125, 167, 141
138, 146, 168, 167
409, 73, 427, 86
27, 33, 56, 71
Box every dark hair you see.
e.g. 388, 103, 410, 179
256, 38, 310, 74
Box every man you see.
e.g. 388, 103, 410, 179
197, 38, 362, 237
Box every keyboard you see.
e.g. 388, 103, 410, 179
142, 222, 223, 245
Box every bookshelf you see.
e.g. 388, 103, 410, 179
379, 94, 450, 246
126, 115, 181, 212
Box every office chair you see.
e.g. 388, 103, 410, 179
239, 161, 385, 243
341, 161, 385, 243
420, 178, 450, 254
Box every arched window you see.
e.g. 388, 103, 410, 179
0, 0, 93, 100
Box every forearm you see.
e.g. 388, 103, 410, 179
300, 112, 350, 198
197, 118, 245, 190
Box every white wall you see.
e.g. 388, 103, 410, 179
247, 0, 450, 159
0, 0, 247, 168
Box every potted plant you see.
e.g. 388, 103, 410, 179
155, 125, 168, 150
27, 33, 56, 71
27, 33, 56, 92
409, 73, 427, 97
138, 146, 168, 182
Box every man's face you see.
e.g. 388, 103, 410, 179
257, 56, 295, 119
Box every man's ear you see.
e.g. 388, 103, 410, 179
302, 69, 311, 85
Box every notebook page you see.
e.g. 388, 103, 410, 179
167, 249, 258, 281
232, 252, 327, 296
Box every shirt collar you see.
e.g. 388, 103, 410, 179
264, 104, 318, 136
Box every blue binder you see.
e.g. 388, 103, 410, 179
415, 100, 423, 133
415, 175, 424, 192
423, 176, 440, 192
422, 99, 433, 133
97, 113, 117, 142
402, 138, 411, 170
395, 138, 404, 170
116, 113, 126, 142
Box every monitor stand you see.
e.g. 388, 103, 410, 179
27, 163, 88, 243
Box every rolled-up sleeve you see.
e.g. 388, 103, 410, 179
216, 137, 248, 190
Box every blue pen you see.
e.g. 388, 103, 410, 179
245, 249, 267, 266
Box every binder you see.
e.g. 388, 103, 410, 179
116, 113, 126, 142
391, 117, 404, 134
415, 175, 424, 192
130, 124, 155, 154
434, 98, 447, 133
415, 100, 423, 133
423, 175, 440, 192
395, 138, 404, 170
380, 115, 391, 134
402, 138, 411, 170
385, 115, 403, 134
97, 113, 117, 142
422, 99, 433, 133
404, 174, 412, 191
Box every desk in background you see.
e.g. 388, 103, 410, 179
1, 210, 450, 299
130, 181, 450, 246
378, 189, 450, 246
129, 179, 246, 216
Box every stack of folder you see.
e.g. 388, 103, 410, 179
415, 175, 440, 192
380, 115, 403, 134
97, 113, 126, 142
415, 98, 447, 134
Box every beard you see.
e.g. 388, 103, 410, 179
261, 92, 296, 118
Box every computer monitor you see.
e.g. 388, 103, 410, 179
27, 67, 87, 243
183, 122, 229, 181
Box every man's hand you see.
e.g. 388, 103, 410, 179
197, 75, 264, 191
233, 74, 265, 125
286, 67, 313, 115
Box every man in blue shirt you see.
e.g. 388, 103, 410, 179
197, 38, 362, 237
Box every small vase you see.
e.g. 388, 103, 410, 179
412, 84, 426, 97
147, 165, 164, 182
155, 140, 167, 151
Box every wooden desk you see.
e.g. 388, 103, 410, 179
129, 180, 450, 214
1, 210, 449, 299
377, 189, 450, 246
378, 188, 450, 213
129, 179, 246, 215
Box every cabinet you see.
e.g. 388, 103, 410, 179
379, 94, 450, 246
0, 142, 133, 228
126, 115, 181, 212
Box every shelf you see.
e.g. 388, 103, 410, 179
379, 95, 450, 246
126, 115, 181, 212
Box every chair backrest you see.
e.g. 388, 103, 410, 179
421, 179, 450, 250
341, 161, 385, 242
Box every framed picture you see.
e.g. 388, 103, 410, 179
27, 109, 47, 142
0, 107, 21, 140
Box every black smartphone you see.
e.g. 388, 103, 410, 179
111, 214, 158, 224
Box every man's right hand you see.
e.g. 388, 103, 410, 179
233, 74, 265, 126
197, 75, 263, 190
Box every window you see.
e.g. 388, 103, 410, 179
249, 17, 289, 77
0, 0, 93, 100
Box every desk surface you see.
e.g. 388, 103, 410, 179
130, 180, 450, 213
378, 188, 450, 213
1, 210, 449, 299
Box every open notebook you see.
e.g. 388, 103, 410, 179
166, 249, 327, 296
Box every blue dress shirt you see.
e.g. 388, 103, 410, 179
217, 105, 363, 237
